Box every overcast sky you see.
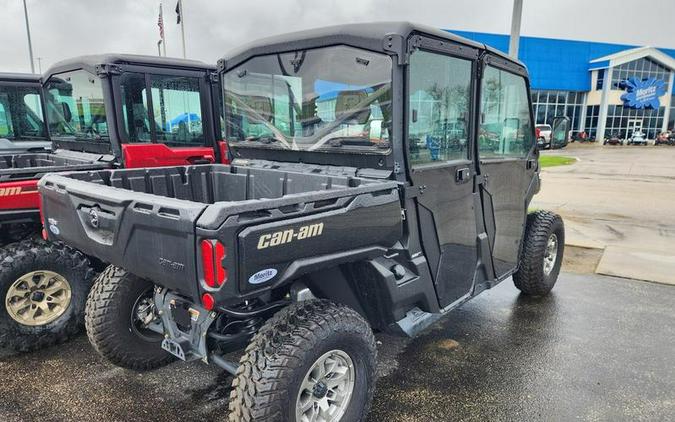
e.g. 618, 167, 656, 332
1, 0, 674, 73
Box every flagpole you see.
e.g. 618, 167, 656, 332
160, 2, 167, 56
157, 3, 167, 57
178, 0, 186, 58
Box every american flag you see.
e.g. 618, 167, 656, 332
158, 4, 165, 39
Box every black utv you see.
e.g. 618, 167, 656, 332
40, 22, 567, 422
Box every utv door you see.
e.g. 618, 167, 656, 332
476, 57, 538, 278
406, 42, 481, 308
113, 68, 221, 167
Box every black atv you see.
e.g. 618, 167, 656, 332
40, 22, 567, 422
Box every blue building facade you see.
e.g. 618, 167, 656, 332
450, 31, 675, 141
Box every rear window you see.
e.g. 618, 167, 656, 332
45, 70, 109, 143
536, 125, 551, 131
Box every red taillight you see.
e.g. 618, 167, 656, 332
200, 239, 227, 288
201, 240, 215, 287
214, 241, 227, 285
202, 293, 215, 311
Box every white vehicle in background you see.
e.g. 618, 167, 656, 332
628, 130, 647, 145
536, 124, 552, 149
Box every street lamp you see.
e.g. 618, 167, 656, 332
22, 0, 36, 73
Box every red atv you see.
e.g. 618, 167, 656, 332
0, 55, 226, 352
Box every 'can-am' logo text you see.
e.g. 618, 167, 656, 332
257, 223, 324, 250
0, 187, 23, 196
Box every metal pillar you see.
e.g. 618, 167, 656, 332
596, 67, 613, 141
661, 71, 674, 132
22, 0, 35, 73
509, 0, 523, 59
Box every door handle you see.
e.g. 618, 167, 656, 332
188, 156, 213, 165
455, 167, 471, 183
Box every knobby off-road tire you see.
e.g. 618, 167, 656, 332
513, 211, 565, 296
85, 265, 173, 371
0, 238, 95, 352
228, 300, 377, 422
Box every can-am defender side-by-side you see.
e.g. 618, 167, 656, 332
0, 54, 226, 352
0, 73, 50, 154
40, 23, 568, 421
0, 73, 52, 244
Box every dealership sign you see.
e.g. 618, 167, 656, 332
620, 77, 666, 109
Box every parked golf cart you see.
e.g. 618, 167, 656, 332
0, 54, 225, 352
40, 23, 566, 421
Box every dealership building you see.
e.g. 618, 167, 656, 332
450, 31, 675, 141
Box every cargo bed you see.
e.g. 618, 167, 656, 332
0, 149, 113, 182
39, 163, 403, 304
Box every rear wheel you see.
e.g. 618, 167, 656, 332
228, 300, 377, 422
513, 211, 565, 296
0, 239, 95, 352
85, 266, 173, 371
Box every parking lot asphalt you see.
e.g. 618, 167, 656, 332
1, 272, 673, 422
532, 144, 675, 284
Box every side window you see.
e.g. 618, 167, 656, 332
23, 93, 45, 134
150, 75, 205, 146
120, 73, 152, 143
479, 66, 534, 158
408, 50, 472, 166
0, 94, 11, 137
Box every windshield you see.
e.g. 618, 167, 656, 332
0, 83, 47, 140
45, 70, 109, 143
223, 45, 392, 154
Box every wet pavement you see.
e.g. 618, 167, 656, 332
1, 272, 673, 421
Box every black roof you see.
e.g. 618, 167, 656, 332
0, 72, 41, 83
44, 53, 215, 78
219, 21, 525, 71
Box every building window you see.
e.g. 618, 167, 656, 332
610, 57, 669, 89
585, 105, 600, 139
603, 104, 665, 140
531, 89, 584, 132
596, 69, 605, 90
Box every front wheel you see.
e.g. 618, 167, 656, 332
228, 300, 377, 422
513, 211, 565, 296
0, 239, 95, 352
85, 266, 173, 371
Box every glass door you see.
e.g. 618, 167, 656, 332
626, 119, 642, 141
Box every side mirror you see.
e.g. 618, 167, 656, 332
551, 116, 571, 144
61, 102, 73, 123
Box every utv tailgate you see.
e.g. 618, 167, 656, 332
39, 172, 208, 288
